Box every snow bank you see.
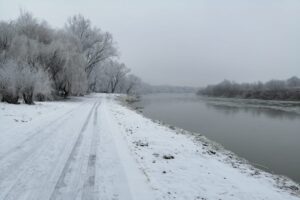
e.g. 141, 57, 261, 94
109, 95, 300, 200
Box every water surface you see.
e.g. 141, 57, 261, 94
132, 93, 300, 183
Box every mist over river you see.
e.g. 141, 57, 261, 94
132, 93, 300, 183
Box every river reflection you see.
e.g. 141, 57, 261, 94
204, 102, 300, 120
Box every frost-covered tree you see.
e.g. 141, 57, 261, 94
0, 60, 21, 103
66, 15, 117, 78
63, 52, 88, 96
7, 35, 40, 67
0, 22, 16, 63
18, 63, 52, 104
14, 11, 53, 44
37, 40, 66, 94
100, 60, 130, 93
0, 60, 51, 104
286, 76, 300, 88
122, 74, 142, 94
0, 11, 140, 104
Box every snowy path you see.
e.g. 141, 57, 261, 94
0, 96, 153, 200
0, 94, 299, 200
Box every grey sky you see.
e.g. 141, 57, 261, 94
1, 0, 300, 87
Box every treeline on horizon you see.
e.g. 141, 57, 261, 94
198, 77, 300, 101
0, 11, 144, 104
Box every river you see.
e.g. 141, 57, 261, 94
132, 93, 300, 183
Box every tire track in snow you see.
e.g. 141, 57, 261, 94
0, 102, 88, 182
81, 101, 101, 200
0, 102, 94, 200
92, 98, 133, 200
0, 101, 87, 161
49, 101, 99, 200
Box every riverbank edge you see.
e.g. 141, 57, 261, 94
118, 94, 300, 197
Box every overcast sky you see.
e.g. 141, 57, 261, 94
0, 0, 299, 87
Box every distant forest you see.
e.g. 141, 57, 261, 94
198, 77, 300, 101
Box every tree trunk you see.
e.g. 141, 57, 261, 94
23, 92, 34, 105
1, 92, 19, 104
111, 80, 118, 93
35, 93, 46, 101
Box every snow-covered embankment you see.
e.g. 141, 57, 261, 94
0, 94, 299, 200
113, 95, 300, 200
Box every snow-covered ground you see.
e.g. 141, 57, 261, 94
0, 94, 299, 200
